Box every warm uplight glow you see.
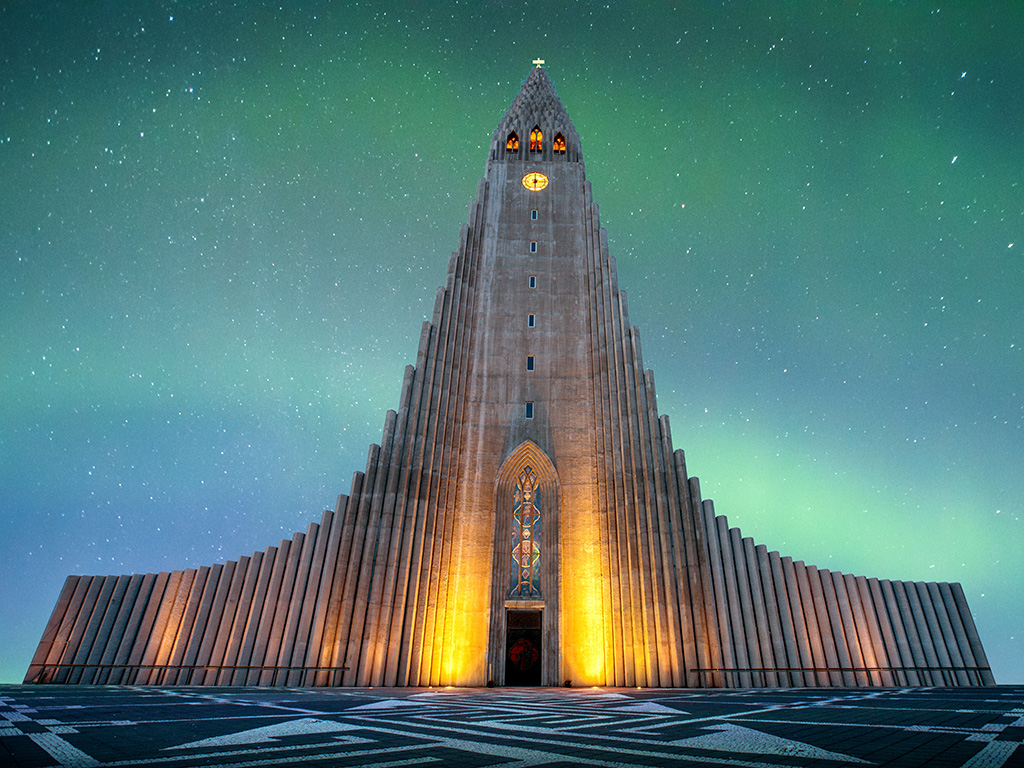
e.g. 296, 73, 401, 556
559, 491, 607, 686
440, 540, 492, 685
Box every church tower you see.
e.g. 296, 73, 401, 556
425, 64, 721, 686
26, 67, 994, 688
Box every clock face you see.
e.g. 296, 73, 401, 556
522, 172, 549, 191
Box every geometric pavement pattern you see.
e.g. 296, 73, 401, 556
1, 684, 1022, 768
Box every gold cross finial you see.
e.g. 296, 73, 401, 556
532, 58, 545, 68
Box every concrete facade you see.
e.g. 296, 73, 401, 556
25, 68, 994, 688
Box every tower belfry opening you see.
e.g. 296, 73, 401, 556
25, 66, 994, 690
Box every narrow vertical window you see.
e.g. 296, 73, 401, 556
530, 209, 538, 220
530, 126, 542, 152
529, 275, 536, 288
506, 132, 519, 152
530, 241, 537, 253
526, 355, 535, 371
553, 133, 566, 153
527, 313, 535, 327
509, 467, 541, 597
525, 401, 534, 419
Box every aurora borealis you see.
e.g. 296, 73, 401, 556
1, 2, 1021, 685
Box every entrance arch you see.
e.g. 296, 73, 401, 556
488, 441, 560, 685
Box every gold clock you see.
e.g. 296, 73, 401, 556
522, 172, 549, 191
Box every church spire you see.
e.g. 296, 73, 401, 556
491, 67, 581, 163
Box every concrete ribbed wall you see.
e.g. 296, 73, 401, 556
697, 503, 995, 687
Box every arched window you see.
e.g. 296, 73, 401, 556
529, 126, 542, 152
509, 467, 541, 597
553, 134, 566, 153
506, 132, 519, 152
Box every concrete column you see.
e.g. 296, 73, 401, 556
701, 499, 735, 687
901, 580, 943, 685
660, 420, 697, 686
865, 577, 905, 686
204, 557, 249, 685
755, 546, 787, 686
179, 562, 224, 685
817, 569, 856, 686
287, 513, 332, 686
24, 577, 79, 683
234, 548, 277, 685
831, 571, 868, 686
259, 532, 307, 685
67, 575, 117, 684
844, 574, 885, 686
890, 579, 934, 685
247, 545, 287, 685
273, 525, 319, 686
794, 562, 830, 686
781, 557, 815, 686
950, 582, 996, 685
220, 553, 263, 685
94, 574, 144, 684
672, 450, 716, 687
745, 541, 776, 687
134, 571, 177, 685
916, 582, 956, 685
768, 551, 799, 687
927, 582, 969, 686
193, 560, 237, 685
588, 198, 622, 686
81, 574, 128, 685
641, 369, 679, 686
728, 530, 763, 686
716, 516, 751, 687
106, 573, 154, 685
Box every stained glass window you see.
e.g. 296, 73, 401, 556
530, 126, 542, 152
553, 133, 566, 153
506, 132, 519, 152
509, 467, 541, 597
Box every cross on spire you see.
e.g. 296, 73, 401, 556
532, 58, 545, 68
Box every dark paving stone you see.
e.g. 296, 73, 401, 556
1, 685, 1023, 767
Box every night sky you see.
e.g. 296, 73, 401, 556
2, 2, 1021, 685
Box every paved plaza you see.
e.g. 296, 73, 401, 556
1, 684, 1022, 767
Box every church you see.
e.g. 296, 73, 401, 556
26, 66, 994, 688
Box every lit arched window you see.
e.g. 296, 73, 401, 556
506, 132, 519, 152
553, 134, 566, 153
529, 126, 542, 152
509, 467, 541, 597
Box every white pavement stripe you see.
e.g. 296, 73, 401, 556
101, 741, 435, 767
28, 732, 101, 768
740, 716, 995, 736
166, 716, 359, 749
960, 740, 1023, 768
192, 755, 438, 768
358, 718, 829, 768
671, 723, 870, 763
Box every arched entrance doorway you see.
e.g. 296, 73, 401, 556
488, 441, 560, 686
